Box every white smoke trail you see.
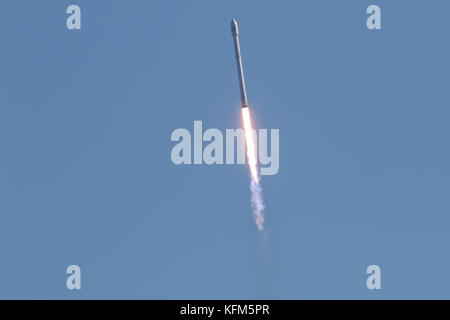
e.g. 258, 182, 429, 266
250, 178, 265, 232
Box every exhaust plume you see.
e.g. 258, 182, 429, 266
242, 107, 265, 232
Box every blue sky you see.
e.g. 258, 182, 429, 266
1, 0, 449, 299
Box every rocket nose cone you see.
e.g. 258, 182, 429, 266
231, 18, 239, 36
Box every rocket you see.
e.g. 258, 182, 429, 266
231, 19, 265, 231
231, 19, 249, 109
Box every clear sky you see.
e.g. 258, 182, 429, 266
1, 0, 449, 299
